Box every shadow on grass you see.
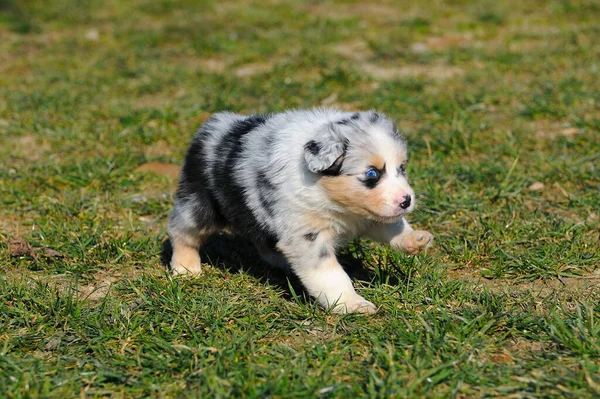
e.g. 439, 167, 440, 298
160, 233, 403, 303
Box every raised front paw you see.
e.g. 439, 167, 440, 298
391, 230, 434, 255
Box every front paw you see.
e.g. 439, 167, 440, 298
171, 253, 202, 275
391, 230, 434, 255
330, 294, 378, 315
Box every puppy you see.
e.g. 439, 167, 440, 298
168, 109, 433, 314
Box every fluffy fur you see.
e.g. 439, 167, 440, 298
168, 109, 433, 314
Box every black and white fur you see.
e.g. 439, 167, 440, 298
168, 109, 433, 314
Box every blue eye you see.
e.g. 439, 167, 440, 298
365, 168, 379, 179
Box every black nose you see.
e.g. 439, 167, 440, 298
399, 195, 411, 209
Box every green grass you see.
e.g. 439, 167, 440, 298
1, 0, 599, 397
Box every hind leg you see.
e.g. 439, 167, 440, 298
169, 232, 209, 275
167, 200, 217, 275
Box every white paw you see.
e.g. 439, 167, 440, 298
331, 294, 378, 315
171, 252, 202, 275
391, 230, 434, 255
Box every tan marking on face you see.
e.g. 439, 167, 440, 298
397, 154, 407, 167
321, 175, 389, 218
368, 155, 385, 170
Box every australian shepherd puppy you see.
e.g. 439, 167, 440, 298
167, 109, 433, 314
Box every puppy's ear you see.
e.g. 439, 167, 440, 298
304, 123, 347, 174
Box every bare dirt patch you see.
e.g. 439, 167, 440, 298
77, 270, 119, 301
2, 264, 158, 302
134, 162, 180, 179
0, 211, 40, 237
428, 34, 472, 49
448, 267, 600, 301
360, 63, 465, 81
468, 23, 558, 52
142, 139, 174, 158
307, 2, 401, 21
332, 40, 373, 61
169, 54, 229, 74
235, 62, 274, 78
195, 57, 228, 74
525, 120, 583, 139
411, 34, 473, 53
6, 134, 51, 162
317, 94, 358, 111
504, 337, 555, 358
508, 38, 549, 52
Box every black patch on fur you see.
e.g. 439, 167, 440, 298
263, 129, 277, 158
320, 154, 344, 176
256, 170, 277, 218
319, 139, 348, 177
361, 178, 379, 189
304, 232, 319, 242
336, 118, 351, 125
176, 121, 227, 229
208, 114, 279, 248
397, 163, 407, 177
318, 245, 330, 259
304, 140, 321, 155
351, 112, 360, 120
369, 112, 380, 123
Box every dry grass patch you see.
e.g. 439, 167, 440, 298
173, 55, 229, 74
523, 119, 584, 139
307, 2, 401, 21
361, 63, 465, 81
235, 62, 274, 78
5, 134, 51, 162
448, 267, 600, 313
332, 39, 373, 61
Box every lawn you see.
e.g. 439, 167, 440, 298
1, 0, 599, 397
